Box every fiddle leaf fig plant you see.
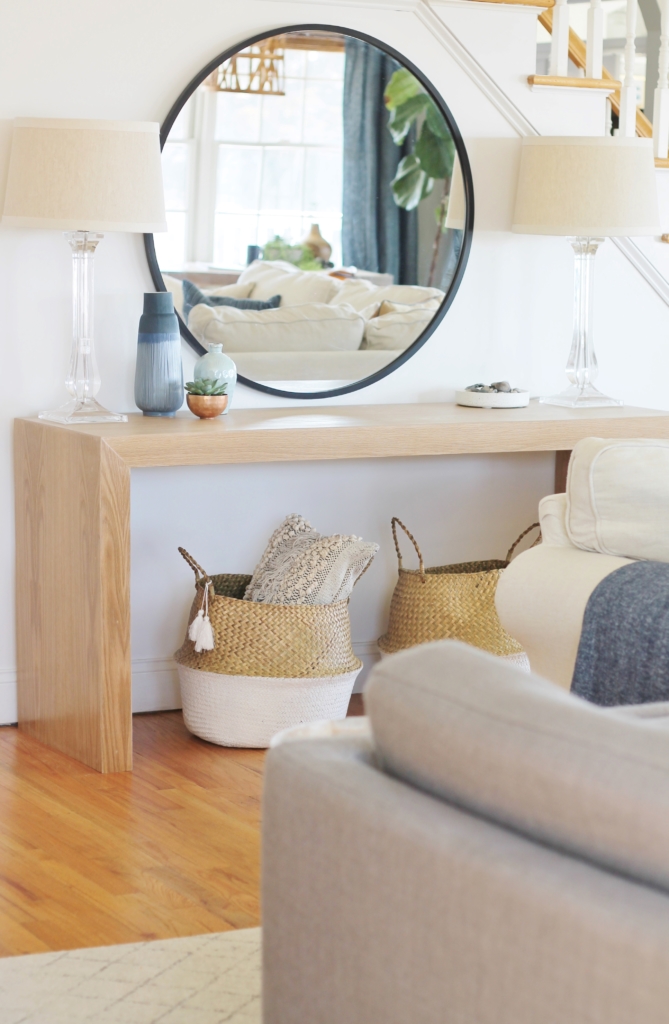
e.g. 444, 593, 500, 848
384, 68, 455, 215
384, 68, 457, 285
185, 379, 228, 397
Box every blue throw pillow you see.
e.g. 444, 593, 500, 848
181, 279, 281, 322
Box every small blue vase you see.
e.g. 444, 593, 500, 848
134, 292, 183, 417
193, 343, 237, 414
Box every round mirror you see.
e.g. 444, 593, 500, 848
145, 25, 474, 399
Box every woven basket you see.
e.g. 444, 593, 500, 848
174, 548, 362, 747
378, 519, 539, 657
175, 549, 361, 679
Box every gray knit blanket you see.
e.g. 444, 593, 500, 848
571, 561, 669, 705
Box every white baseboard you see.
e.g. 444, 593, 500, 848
0, 642, 382, 725
132, 658, 182, 713
0, 670, 17, 726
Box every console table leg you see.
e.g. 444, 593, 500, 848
15, 421, 132, 772
554, 450, 571, 493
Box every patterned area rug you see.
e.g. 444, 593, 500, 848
0, 927, 261, 1024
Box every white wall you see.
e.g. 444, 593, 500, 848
2, 0, 669, 721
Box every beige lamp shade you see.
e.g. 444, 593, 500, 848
444, 156, 466, 231
512, 136, 660, 237
1, 118, 167, 232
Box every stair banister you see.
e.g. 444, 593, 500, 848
586, 0, 604, 80
620, 0, 639, 135
550, 0, 570, 76
654, 0, 669, 158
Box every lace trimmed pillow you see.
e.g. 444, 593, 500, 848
243, 513, 317, 602
244, 514, 378, 605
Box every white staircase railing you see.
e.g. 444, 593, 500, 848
619, 0, 639, 135
539, 0, 669, 161
549, 0, 570, 76
655, 0, 669, 156
586, 0, 604, 80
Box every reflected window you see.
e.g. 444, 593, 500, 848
157, 38, 345, 272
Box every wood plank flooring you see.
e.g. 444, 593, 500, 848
0, 697, 364, 957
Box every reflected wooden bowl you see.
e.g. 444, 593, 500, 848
186, 394, 228, 419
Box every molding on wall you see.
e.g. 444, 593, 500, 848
412, 0, 541, 136
612, 238, 669, 306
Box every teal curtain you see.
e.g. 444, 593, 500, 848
342, 38, 418, 285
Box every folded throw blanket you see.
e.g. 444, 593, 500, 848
572, 561, 669, 705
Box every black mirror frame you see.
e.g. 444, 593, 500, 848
144, 22, 475, 401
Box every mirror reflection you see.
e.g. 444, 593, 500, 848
154, 29, 468, 392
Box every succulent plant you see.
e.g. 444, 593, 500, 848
185, 379, 228, 397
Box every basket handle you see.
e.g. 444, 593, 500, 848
179, 547, 213, 589
505, 523, 541, 563
391, 518, 425, 575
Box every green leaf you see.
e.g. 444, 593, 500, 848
424, 97, 451, 140
391, 154, 434, 210
384, 68, 422, 110
387, 94, 429, 145
414, 122, 455, 180
185, 378, 228, 396
296, 254, 323, 271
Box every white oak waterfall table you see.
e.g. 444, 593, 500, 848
15, 402, 669, 772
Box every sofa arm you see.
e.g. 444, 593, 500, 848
496, 545, 632, 688
262, 735, 669, 1024
538, 493, 572, 547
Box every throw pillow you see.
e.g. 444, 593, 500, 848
237, 260, 340, 305
244, 514, 318, 602
182, 279, 281, 322
244, 514, 378, 605
187, 302, 365, 352
361, 306, 438, 351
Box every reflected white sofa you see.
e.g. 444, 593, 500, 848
262, 641, 669, 1024
495, 436, 669, 689
164, 261, 445, 382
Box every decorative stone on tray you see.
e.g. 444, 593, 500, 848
455, 382, 530, 409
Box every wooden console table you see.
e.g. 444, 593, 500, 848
14, 402, 669, 772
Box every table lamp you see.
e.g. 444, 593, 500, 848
512, 136, 660, 407
2, 118, 166, 423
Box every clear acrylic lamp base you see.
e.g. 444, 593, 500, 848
540, 237, 623, 409
539, 384, 623, 409
39, 397, 127, 424
38, 231, 128, 425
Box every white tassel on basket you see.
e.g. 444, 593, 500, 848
189, 582, 215, 653
188, 611, 204, 643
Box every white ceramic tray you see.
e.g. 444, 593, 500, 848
455, 389, 530, 409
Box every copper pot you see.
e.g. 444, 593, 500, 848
186, 394, 228, 419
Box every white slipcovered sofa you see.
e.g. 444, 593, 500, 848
165, 261, 444, 381
263, 640, 669, 1024
496, 436, 669, 689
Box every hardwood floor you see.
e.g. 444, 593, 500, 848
0, 696, 364, 957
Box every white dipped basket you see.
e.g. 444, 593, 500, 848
177, 664, 361, 748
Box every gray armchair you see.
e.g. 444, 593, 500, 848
262, 641, 669, 1024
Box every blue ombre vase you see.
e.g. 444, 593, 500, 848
134, 292, 183, 417
193, 343, 236, 414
